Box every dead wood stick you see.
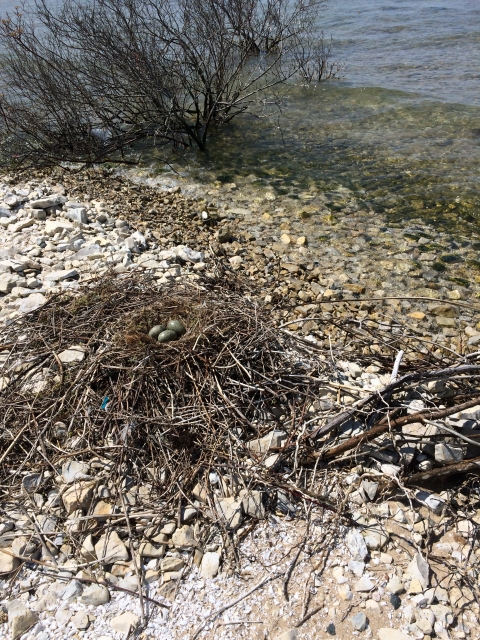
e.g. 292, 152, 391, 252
191, 572, 281, 640
307, 365, 480, 442
316, 394, 480, 460
405, 455, 480, 485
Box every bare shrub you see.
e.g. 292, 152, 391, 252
0, 0, 336, 168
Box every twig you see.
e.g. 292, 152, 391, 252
190, 573, 281, 640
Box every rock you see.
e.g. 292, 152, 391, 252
361, 480, 378, 501
387, 575, 404, 595
348, 559, 365, 577
62, 480, 96, 515
405, 553, 430, 590
430, 604, 454, 626
415, 608, 435, 634
160, 557, 184, 573
139, 542, 166, 557
8, 601, 39, 639
61, 580, 84, 601
78, 584, 110, 606
171, 524, 195, 549
57, 345, 86, 364
390, 594, 402, 610
30, 196, 66, 209
347, 529, 369, 561
276, 631, 298, 640
280, 234, 291, 245
402, 422, 439, 437
43, 269, 79, 282
338, 584, 353, 601
215, 496, 244, 529
435, 443, 464, 463
95, 531, 129, 564
0, 548, 20, 573
180, 506, 198, 523
72, 244, 102, 260
229, 255, 243, 267
351, 612, 368, 631
0, 274, 20, 294
363, 528, 389, 550
17, 292, 46, 314
239, 489, 266, 519
200, 551, 220, 579
174, 245, 204, 263
354, 577, 374, 592
415, 490, 444, 515
62, 460, 90, 483
246, 430, 287, 453
66, 207, 88, 224
71, 611, 90, 630
110, 612, 139, 636
378, 629, 414, 640
45, 220, 74, 236
145, 569, 161, 583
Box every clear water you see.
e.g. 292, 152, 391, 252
3, 0, 480, 232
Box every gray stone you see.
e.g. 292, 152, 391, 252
62, 580, 84, 601
138, 542, 166, 558
175, 245, 204, 263
346, 528, 369, 561
66, 207, 88, 224
415, 490, 444, 515
57, 345, 86, 364
71, 610, 90, 630
351, 612, 368, 631
276, 631, 298, 640
72, 244, 102, 260
0, 548, 20, 573
378, 629, 414, 640
62, 460, 90, 483
246, 430, 287, 454
45, 220, 73, 235
30, 196, 66, 209
348, 559, 365, 577
435, 443, 464, 463
215, 496, 244, 529
8, 601, 39, 639
95, 531, 129, 564
110, 612, 139, 636
171, 524, 195, 549
62, 480, 96, 515
354, 577, 375, 592
387, 575, 405, 595
405, 553, 430, 590
200, 551, 220, 579
239, 489, 266, 519
363, 528, 389, 551
361, 479, 378, 501
0, 274, 20, 294
78, 584, 110, 606
43, 269, 79, 282
160, 556, 184, 573
415, 608, 435, 634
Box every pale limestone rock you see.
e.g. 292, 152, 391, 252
62, 460, 90, 483
346, 528, 368, 561
405, 553, 430, 590
138, 542, 166, 558
95, 531, 129, 564
0, 548, 20, 573
354, 576, 374, 592
378, 629, 414, 640
78, 584, 110, 606
160, 557, 184, 573
62, 480, 96, 515
239, 489, 266, 519
246, 430, 287, 454
200, 551, 220, 579
57, 345, 86, 364
171, 524, 195, 549
8, 601, 39, 639
215, 496, 243, 529
71, 610, 90, 630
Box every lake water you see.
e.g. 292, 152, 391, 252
2, 0, 480, 233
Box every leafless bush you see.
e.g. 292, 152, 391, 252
0, 0, 336, 169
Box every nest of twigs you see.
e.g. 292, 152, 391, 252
0, 276, 332, 517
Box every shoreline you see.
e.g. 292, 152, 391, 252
0, 168, 479, 640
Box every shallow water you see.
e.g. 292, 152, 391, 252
147, 0, 480, 235
2, 0, 480, 233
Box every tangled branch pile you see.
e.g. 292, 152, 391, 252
0, 273, 479, 608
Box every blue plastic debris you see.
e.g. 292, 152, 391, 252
100, 396, 109, 410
